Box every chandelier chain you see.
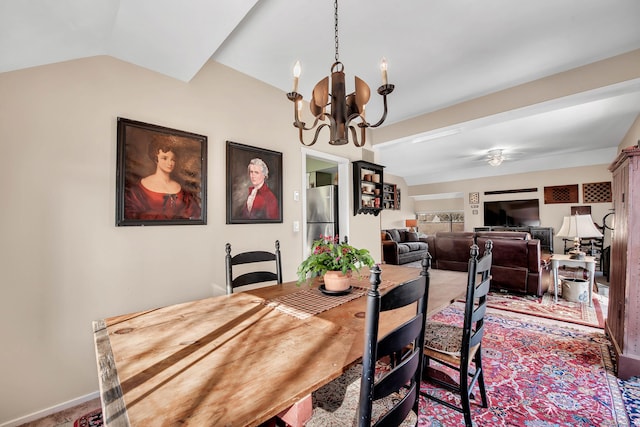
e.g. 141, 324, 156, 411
334, 0, 339, 63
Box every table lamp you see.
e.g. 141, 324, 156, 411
405, 219, 418, 232
556, 214, 603, 259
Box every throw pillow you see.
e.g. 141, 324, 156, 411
405, 231, 419, 242
387, 229, 401, 242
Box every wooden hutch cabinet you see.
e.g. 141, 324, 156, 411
607, 144, 640, 379
352, 161, 384, 216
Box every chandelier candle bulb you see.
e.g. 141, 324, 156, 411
292, 61, 301, 92
380, 57, 388, 85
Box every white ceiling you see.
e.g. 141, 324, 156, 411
3, 0, 640, 186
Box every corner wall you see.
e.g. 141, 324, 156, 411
379, 173, 415, 230
619, 113, 640, 151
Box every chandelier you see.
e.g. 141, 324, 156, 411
286, 0, 394, 147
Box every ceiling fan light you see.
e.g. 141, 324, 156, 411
487, 149, 504, 166
488, 156, 504, 166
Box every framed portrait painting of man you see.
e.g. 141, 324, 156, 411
226, 141, 283, 224
116, 117, 207, 226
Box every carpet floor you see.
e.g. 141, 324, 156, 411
72, 408, 101, 427
308, 304, 632, 426
483, 290, 606, 328
419, 304, 629, 426
403, 260, 608, 329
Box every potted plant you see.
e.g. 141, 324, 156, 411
297, 235, 375, 291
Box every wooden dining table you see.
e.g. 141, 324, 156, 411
93, 264, 467, 426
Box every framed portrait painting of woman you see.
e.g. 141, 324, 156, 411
116, 117, 207, 226
226, 141, 283, 224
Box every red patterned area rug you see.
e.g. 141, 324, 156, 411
479, 291, 605, 329
73, 408, 102, 427
419, 305, 628, 426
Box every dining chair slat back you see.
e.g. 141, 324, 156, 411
225, 240, 282, 294
421, 240, 493, 427
358, 255, 431, 427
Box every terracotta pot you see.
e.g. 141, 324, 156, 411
323, 271, 351, 291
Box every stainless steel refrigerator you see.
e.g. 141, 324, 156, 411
307, 185, 339, 251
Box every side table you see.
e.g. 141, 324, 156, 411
550, 254, 596, 307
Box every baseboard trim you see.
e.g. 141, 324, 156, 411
0, 391, 99, 427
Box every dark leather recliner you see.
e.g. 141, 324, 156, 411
425, 231, 547, 296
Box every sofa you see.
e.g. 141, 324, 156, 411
424, 231, 548, 297
381, 229, 430, 265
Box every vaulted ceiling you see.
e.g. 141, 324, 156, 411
3, 0, 640, 185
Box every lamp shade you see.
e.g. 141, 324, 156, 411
405, 219, 418, 228
556, 214, 603, 239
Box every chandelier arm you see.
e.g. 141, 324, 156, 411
367, 91, 392, 128
344, 112, 367, 129
299, 123, 330, 146
347, 124, 366, 147
294, 116, 323, 132
290, 97, 324, 131
326, 111, 340, 144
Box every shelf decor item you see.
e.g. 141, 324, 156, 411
296, 235, 374, 291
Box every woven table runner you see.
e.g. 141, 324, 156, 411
349, 275, 396, 291
266, 288, 366, 320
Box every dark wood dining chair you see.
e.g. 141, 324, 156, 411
308, 255, 431, 427
225, 240, 282, 294
420, 240, 493, 427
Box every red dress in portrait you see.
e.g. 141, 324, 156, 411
125, 181, 201, 220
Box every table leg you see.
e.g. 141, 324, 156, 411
551, 262, 559, 303
278, 394, 312, 427
587, 262, 595, 307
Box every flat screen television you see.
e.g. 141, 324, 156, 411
484, 199, 540, 227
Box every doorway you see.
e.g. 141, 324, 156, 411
301, 148, 350, 257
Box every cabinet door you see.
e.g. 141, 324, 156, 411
608, 161, 627, 356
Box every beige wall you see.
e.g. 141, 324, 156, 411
379, 173, 415, 230
619, 113, 640, 152
414, 197, 464, 213
0, 57, 380, 423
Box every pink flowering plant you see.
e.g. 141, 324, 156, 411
297, 235, 375, 284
